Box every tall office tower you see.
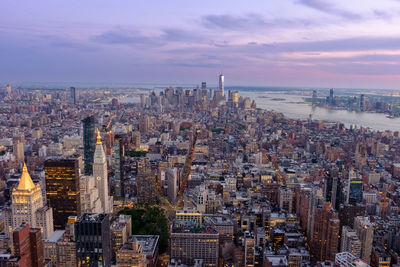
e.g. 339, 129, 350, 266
360, 94, 366, 111
9, 223, 44, 267
219, 73, 225, 97
310, 202, 340, 261
354, 216, 373, 264
113, 134, 125, 200
329, 88, 334, 105
82, 115, 95, 175
324, 168, 342, 209
340, 226, 361, 258
167, 167, 178, 204
136, 159, 157, 204
348, 177, 363, 204
312, 90, 317, 105
278, 186, 293, 213
139, 115, 151, 133
93, 130, 113, 213
75, 213, 111, 267
244, 232, 255, 267
45, 158, 81, 229
13, 135, 25, 163
4, 163, 54, 239
201, 82, 207, 90
170, 224, 219, 266
68, 87, 77, 104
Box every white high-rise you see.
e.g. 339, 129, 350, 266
219, 73, 224, 97
93, 130, 113, 213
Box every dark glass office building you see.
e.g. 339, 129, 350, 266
45, 158, 81, 229
83, 115, 95, 175
75, 213, 111, 267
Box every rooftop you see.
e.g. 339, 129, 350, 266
131, 235, 159, 256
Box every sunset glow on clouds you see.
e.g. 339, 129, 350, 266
1, 0, 400, 89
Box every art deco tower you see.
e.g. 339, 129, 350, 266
93, 130, 112, 213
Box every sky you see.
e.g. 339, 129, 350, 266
1, 0, 400, 89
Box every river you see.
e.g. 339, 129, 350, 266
240, 91, 400, 132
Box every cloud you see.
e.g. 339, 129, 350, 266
201, 13, 314, 31
91, 28, 160, 46
297, 0, 362, 20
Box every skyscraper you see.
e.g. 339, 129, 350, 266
45, 158, 81, 229
93, 130, 113, 213
113, 134, 124, 200
136, 158, 157, 204
348, 178, 363, 204
75, 213, 111, 267
219, 73, 224, 97
68, 87, 77, 104
4, 163, 54, 239
310, 202, 340, 261
329, 88, 334, 105
83, 115, 95, 175
354, 216, 373, 264
13, 134, 25, 163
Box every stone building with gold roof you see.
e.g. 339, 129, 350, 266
4, 163, 54, 239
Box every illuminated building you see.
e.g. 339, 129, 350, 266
349, 178, 363, 204
45, 158, 81, 229
116, 240, 146, 267
131, 235, 159, 267
111, 215, 132, 261
4, 163, 54, 239
93, 130, 113, 213
170, 224, 219, 266
82, 115, 95, 175
75, 213, 111, 267
244, 232, 255, 267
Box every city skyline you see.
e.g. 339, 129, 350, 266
2, 0, 400, 89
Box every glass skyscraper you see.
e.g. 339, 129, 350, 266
82, 115, 95, 175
